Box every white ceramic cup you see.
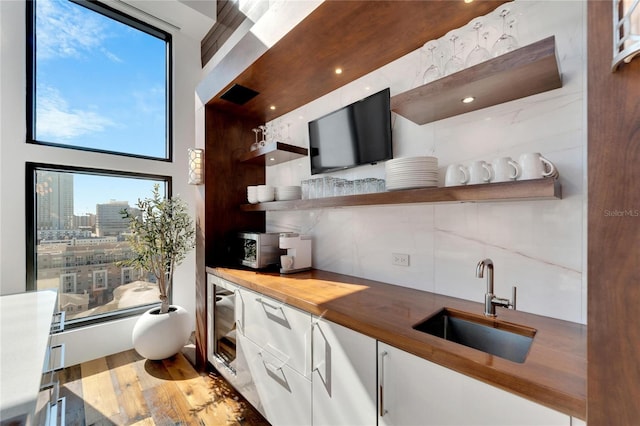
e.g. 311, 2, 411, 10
468, 160, 492, 184
518, 153, 556, 180
491, 157, 520, 182
445, 164, 469, 187
281, 255, 294, 270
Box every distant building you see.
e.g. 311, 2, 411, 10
95, 201, 138, 237
36, 170, 74, 231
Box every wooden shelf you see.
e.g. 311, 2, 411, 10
240, 178, 561, 211
391, 36, 562, 125
239, 141, 308, 166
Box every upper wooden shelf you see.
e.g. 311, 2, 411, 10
391, 36, 562, 125
240, 178, 561, 211
239, 141, 308, 166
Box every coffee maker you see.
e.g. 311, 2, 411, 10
279, 233, 312, 274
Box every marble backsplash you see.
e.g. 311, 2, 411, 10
264, 1, 587, 324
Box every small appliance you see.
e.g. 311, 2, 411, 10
279, 233, 312, 274
236, 232, 283, 269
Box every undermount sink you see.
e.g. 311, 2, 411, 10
413, 308, 536, 363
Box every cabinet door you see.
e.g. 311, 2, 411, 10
378, 342, 571, 426
243, 290, 311, 377
312, 318, 377, 426
241, 333, 312, 426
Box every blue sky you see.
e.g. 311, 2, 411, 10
35, 0, 168, 215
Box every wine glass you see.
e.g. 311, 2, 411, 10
258, 125, 267, 147
251, 128, 260, 151
492, 8, 519, 57
443, 31, 465, 76
421, 40, 442, 84
465, 19, 491, 67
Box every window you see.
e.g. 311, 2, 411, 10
27, 164, 171, 327
27, 0, 172, 160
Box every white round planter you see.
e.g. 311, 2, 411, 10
132, 305, 191, 360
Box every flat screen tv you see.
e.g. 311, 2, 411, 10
308, 87, 392, 175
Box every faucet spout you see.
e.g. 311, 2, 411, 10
475, 259, 517, 317
476, 258, 494, 294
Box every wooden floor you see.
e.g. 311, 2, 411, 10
58, 349, 270, 425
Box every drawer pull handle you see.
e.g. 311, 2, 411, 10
380, 351, 388, 417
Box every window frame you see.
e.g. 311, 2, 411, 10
26, 162, 173, 329
25, 0, 174, 162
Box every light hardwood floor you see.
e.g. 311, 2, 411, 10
57, 349, 270, 425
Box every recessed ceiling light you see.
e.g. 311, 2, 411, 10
462, 96, 475, 104
269, 157, 275, 161
269, 105, 276, 110
464, 0, 474, 3
335, 68, 343, 75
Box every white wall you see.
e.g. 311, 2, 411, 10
0, 0, 202, 366
266, 1, 587, 324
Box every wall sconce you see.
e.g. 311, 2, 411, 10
188, 148, 204, 185
613, 0, 640, 70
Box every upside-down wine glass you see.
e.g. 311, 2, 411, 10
465, 19, 492, 67
422, 40, 442, 84
258, 125, 267, 147
492, 8, 519, 57
251, 128, 260, 151
444, 31, 465, 76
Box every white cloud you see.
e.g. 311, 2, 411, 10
37, 86, 114, 140
36, 0, 121, 63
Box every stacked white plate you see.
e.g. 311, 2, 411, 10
257, 185, 275, 202
247, 186, 258, 204
275, 185, 302, 201
385, 156, 439, 190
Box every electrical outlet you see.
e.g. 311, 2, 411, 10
392, 253, 410, 267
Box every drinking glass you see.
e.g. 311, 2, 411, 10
251, 128, 260, 151
492, 8, 519, 57
443, 31, 465, 76
258, 125, 267, 147
421, 40, 442, 84
465, 19, 491, 67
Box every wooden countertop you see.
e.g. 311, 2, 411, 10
207, 267, 586, 420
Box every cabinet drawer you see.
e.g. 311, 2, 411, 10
241, 334, 311, 426
242, 290, 311, 377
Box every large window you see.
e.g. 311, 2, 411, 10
27, 0, 172, 160
27, 164, 171, 327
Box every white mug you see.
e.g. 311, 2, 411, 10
468, 160, 492, 185
518, 153, 556, 180
281, 255, 294, 270
445, 164, 469, 186
491, 157, 520, 182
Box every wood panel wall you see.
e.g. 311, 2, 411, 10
195, 107, 265, 368
587, 0, 640, 423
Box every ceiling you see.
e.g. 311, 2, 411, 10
203, 0, 507, 122
116, 0, 217, 42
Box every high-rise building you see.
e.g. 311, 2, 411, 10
36, 170, 74, 230
96, 201, 137, 237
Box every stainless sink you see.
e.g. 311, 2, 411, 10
412, 308, 536, 363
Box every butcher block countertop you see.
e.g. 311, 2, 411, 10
207, 267, 586, 420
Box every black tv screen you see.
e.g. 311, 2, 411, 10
308, 88, 392, 175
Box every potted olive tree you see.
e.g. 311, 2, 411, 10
120, 184, 195, 360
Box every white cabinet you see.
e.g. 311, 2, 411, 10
378, 342, 571, 426
241, 333, 312, 425
311, 317, 377, 426
242, 289, 312, 377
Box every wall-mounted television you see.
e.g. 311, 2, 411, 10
308, 87, 392, 175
